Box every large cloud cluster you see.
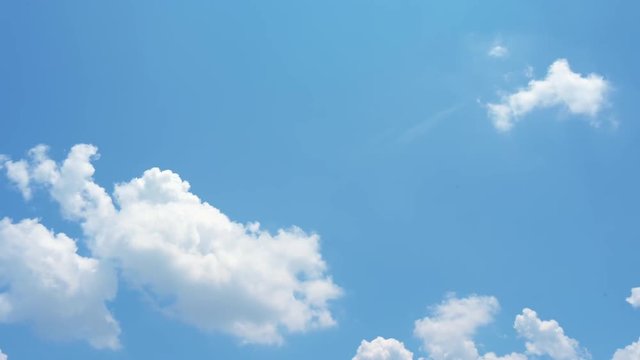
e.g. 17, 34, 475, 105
1, 144, 341, 347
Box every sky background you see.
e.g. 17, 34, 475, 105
1, 1, 639, 359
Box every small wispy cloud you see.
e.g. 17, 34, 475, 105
524, 65, 534, 79
488, 44, 509, 58
398, 105, 460, 143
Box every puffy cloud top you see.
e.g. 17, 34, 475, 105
413, 295, 506, 360
365, 295, 590, 360
352, 337, 414, 360
612, 339, 640, 360
514, 308, 587, 360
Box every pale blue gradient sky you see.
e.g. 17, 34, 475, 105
1, 1, 639, 359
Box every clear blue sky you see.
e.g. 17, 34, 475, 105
1, 1, 639, 359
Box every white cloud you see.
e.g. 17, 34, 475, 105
4, 160, 31, 199
0, 218, 120, 349
626, 288, 640, 308
514, 308, 587, 360
612, 291, 640, 360
413, 295, 524, 360
352, 296, 529, 360
3, 144, 342, 345
480, 353, 526, 360
358, 293, 640, 360
612, 339, 640, 360
488, 45, 509, 58
487, 59, 609, 132
353, 337, 414, 360
0, 348, 6, 360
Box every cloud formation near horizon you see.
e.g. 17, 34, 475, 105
356, 294, 590, 360
1, 144, 342, 347
352, 337, 414, 360
487, 59, 609, 132
413, 295, 524, 360
514, 308, 588, 360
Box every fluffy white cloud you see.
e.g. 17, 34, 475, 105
488, 45, 509, 58
514, 308, 587, 360
356, 291, 640, 360
2, 144, 342, 345
413, 295, 524, 360
0, 348, 6, 360
3, 160, 31, 199
626, 288, 640, 308
352, 296, 529, 360
352, 337, 414, 360
0, 218, 120, 349
612, 339, 640, 360
611, 291, 640, 360
487, 59, 609, 131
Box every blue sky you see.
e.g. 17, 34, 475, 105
1, 1, 639, 359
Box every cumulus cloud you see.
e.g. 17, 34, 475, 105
488, 45, 509, 58
3, 160, 31, 199
612, 339, 640, 360
352, 337, 414, 360
487, 59, 609, 131
611, 290, 640, 360
0, 348, 6, 360
514, 308, 587, 360
414, 295, 498, 360
360, 295, 592, 360
0, 218, 120, 349
2, 144, 342, 345
413, 295, 525, 360
626, 288, 640, 308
